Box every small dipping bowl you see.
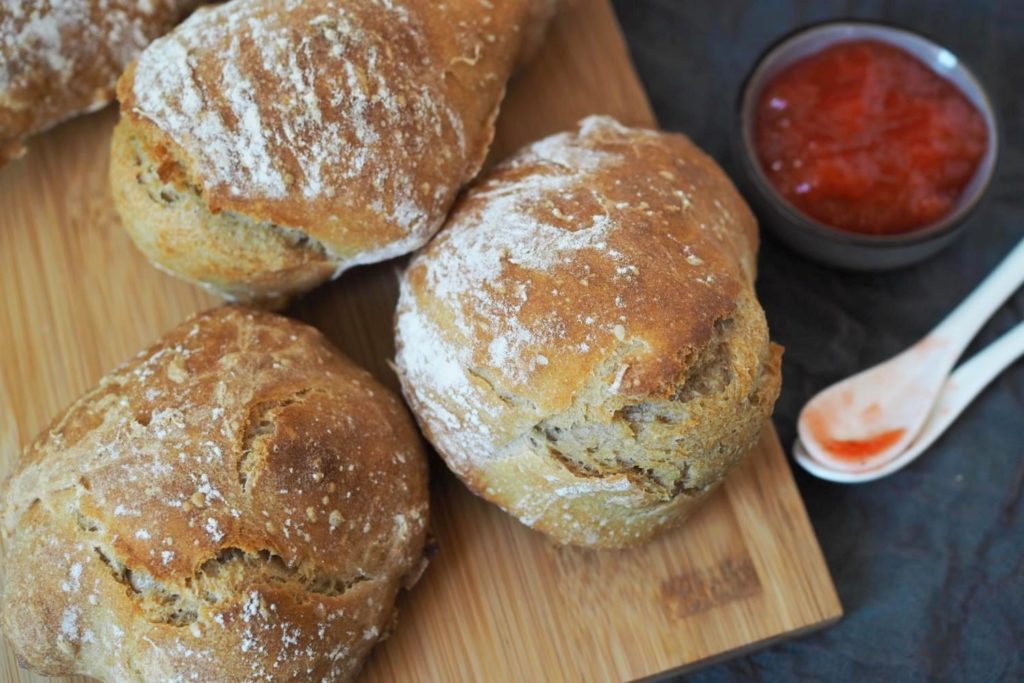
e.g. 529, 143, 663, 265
735, 21, 999, 270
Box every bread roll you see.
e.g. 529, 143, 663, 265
395, 116, 782, 548
1, 307, 429, 681
0, 0, 200, 163
110, 0, 557, 306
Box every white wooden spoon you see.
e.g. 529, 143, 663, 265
795, 319, 1024, 482
797, 238, 1024, 472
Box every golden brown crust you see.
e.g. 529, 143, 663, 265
111, 0, 557, 304
1, 307, 429, 681
110, 121, 338, 306
0, 0, 201, 164
395, 116, 781, 547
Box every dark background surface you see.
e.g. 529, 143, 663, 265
608, 1, 1024, 681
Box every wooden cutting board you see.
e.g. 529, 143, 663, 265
0, 1, 842, 681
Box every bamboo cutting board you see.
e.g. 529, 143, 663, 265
0, 1, 842, 681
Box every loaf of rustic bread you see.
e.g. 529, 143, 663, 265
110, 0, 557, 306
0, 307, 429, 681
395, 116, 782, 548
0, 0, 201, 164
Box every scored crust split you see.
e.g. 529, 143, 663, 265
395, 116, 783, 548
110, 0, 558, 306
0, 307, 430, 681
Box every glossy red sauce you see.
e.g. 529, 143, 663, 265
755, 40, 988, 235
821, 428, 906, 461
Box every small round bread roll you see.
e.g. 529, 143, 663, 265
0, 0, 201, 164
1, 307, 429, 681
110, 0, 557, 306
395, 116, 781, 548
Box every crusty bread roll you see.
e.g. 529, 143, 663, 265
1, 307, 429, 681
110, 0, 557, 306
0, 0, 201, 163
395, 116, 782, 548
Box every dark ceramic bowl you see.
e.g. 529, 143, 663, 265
735, 21, 999, 270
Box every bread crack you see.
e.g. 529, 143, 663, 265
77, 502, 370, 628
465, 367, 523, 409
129, 134, 340, 265
670, 317, 734, 402
522, 317, 739, 500
92, 543, 371, 627
237, 389, 313, 492
531, 423, 688, 499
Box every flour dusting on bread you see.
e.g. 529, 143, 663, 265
396, 116, 781, 547
1, 0, 183, 92
418, 118, 644, 385
1, 307, 430, 680
130, 0, 466, 235
1, 0, 200, 161
113, 0, 558, 303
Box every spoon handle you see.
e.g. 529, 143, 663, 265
931, 238, 1024, 359
910, 320, 1024, 457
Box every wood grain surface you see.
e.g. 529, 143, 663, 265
0, 0, 842, 681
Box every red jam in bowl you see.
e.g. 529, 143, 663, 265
754, 39, 988, 236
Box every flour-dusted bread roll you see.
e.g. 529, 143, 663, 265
110, 0, 557, 306
395, 116, 782, 548
0, 0, 200, 163
0, 307, 429, 681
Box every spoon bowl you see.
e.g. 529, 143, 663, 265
797, 335, 956, 470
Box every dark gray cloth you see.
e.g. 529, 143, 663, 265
609, 1, 1024, 681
